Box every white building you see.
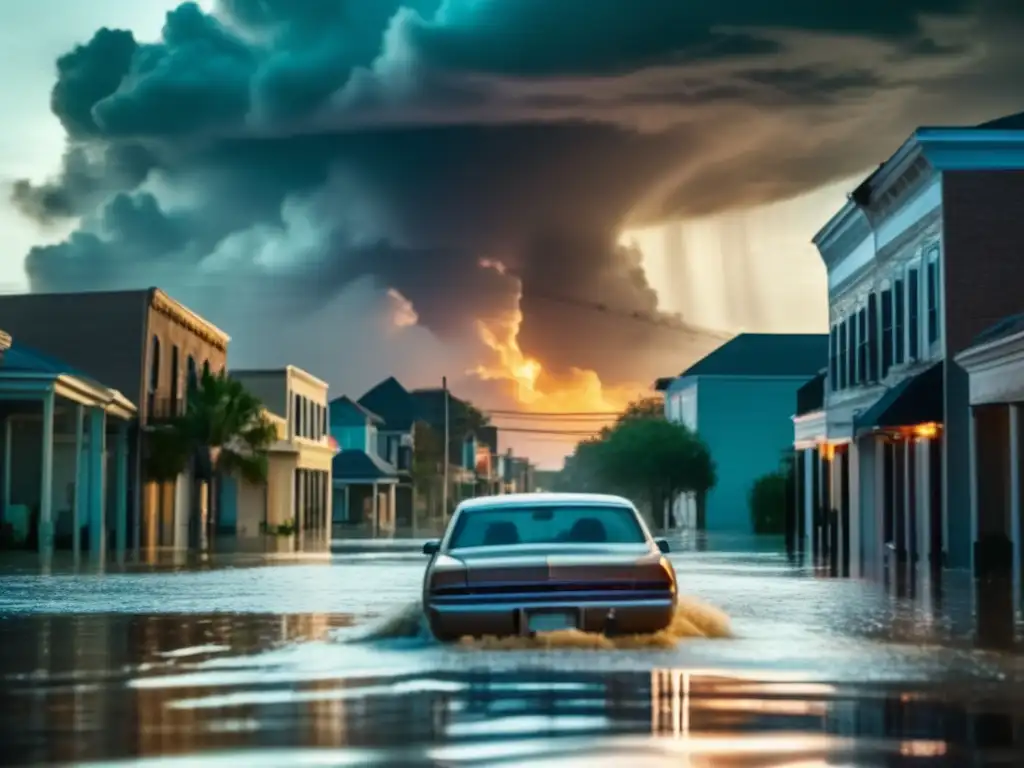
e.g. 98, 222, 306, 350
794, 113, 1024, 577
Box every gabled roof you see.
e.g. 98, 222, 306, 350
977, 111, 1024, 130
332, 449, 397, 481
329, 395, 383, 425
674, 333, 828, 380
357, 377, 417, 431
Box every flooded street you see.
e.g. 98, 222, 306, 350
2, 534, 1024, 766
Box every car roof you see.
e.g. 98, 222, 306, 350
455, 492, 635, 512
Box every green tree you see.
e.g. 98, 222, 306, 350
411, 420, 444, 525
147, 368, 277, 541
552, 398, 716, 529
749, 470, 789, 535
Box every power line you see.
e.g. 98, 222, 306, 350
484, 408, 624, 416
494, 426, 604, 435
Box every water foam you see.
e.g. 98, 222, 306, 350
356, 597, 732, 650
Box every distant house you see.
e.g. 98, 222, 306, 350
657, 333, 828, 533
356, 377, 417, 525
328, 395, 398, 534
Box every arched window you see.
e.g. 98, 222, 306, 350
187, 355, 198, 392
169, 345, 180, 412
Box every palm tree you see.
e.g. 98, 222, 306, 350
147, 368, 277, 546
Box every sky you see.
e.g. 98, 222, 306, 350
1, 1, 1022, 468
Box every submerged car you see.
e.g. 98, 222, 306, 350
421, 493, 677, 641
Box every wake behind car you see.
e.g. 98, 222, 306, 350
421, 493, 677, 641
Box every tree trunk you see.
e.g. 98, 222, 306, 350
695, 490, 707, 531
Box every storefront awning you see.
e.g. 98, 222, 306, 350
854, 362, 943, 435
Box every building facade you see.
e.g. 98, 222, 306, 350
794, 119, 1024, 575
0, 288, 228, 551
226, 366, 335, 538
660, 333, 827, 533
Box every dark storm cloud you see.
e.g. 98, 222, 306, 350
13, 0, 1024, 387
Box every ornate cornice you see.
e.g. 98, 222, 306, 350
150, 289, 230, 352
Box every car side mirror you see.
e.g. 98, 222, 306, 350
655, 538, 670, 554
423, 540, 440, 556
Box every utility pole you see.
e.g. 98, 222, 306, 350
442, 376, 450, 524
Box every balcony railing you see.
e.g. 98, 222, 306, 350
147, 395, 185, 422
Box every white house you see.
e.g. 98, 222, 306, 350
659, 333, 827, 533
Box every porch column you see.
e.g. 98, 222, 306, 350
343, 484, 350, 524
849, 442, 861, 577
917, 437, 932, 570
72, 405, 84, 555
88, 407, 107, 557
873, 437, 886, 581
115, 422, 129, 558
296, 469, 305, 533
2, 417, 11, 521
903, 437, 913, 566
325, 472, 333, 533
38, 389, 56, 557
371, 481, 379, 536
1009, 404, 1022, 614
389, 483, 397, 533
802, 449, 814, 556
968, 407, 979, 577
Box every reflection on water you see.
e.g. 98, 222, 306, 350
4, 640, 1024, 766
1, 534, 1024, 764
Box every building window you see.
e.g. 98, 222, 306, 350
908, 268, 920, 360
829, 325, 838, 392
838, 320, 847, 390
149, 336, 161, 394
322, 404, 328, 436
881, 287, 893, 378
170, 345, 180, 412
187, 355, 198, 393
867, 293, 878, 382
894, 278, 905, 365
845, 316, 855, 388
926, 251, 939, 344
294, 393, 302, 437
857, 307, 868, 384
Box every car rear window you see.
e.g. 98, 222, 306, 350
448, 505, 646, 549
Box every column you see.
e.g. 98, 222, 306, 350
371, 482, 379, 537
1009, 404, 1021, 614
903, 437, 914, 566
969, 408, 979, 577
343, 485, 350, 525
2, 417, 11, 523
849, 441, 861, 578
325, 472, 333, 533
38, 390, 56, 557
296, 469, 305, 533
88, 407, 107, 557
389, 483, 397, 534
917, 437, 932, 569
874, 437, 886, 581
72, 405, 84, 555
803, 449, 814, 556
115, 422, 129, 558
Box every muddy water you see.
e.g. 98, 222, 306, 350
1, 533, 1024, 765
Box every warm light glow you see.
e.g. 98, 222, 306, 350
819, 442, 836, 461
912, 422, 940, 439
472, 259, 643, 415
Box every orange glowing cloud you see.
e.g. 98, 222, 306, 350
472, 259, 645, 416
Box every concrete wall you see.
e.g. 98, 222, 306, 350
697, 376, 809, 533
266, 453, 296, 528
